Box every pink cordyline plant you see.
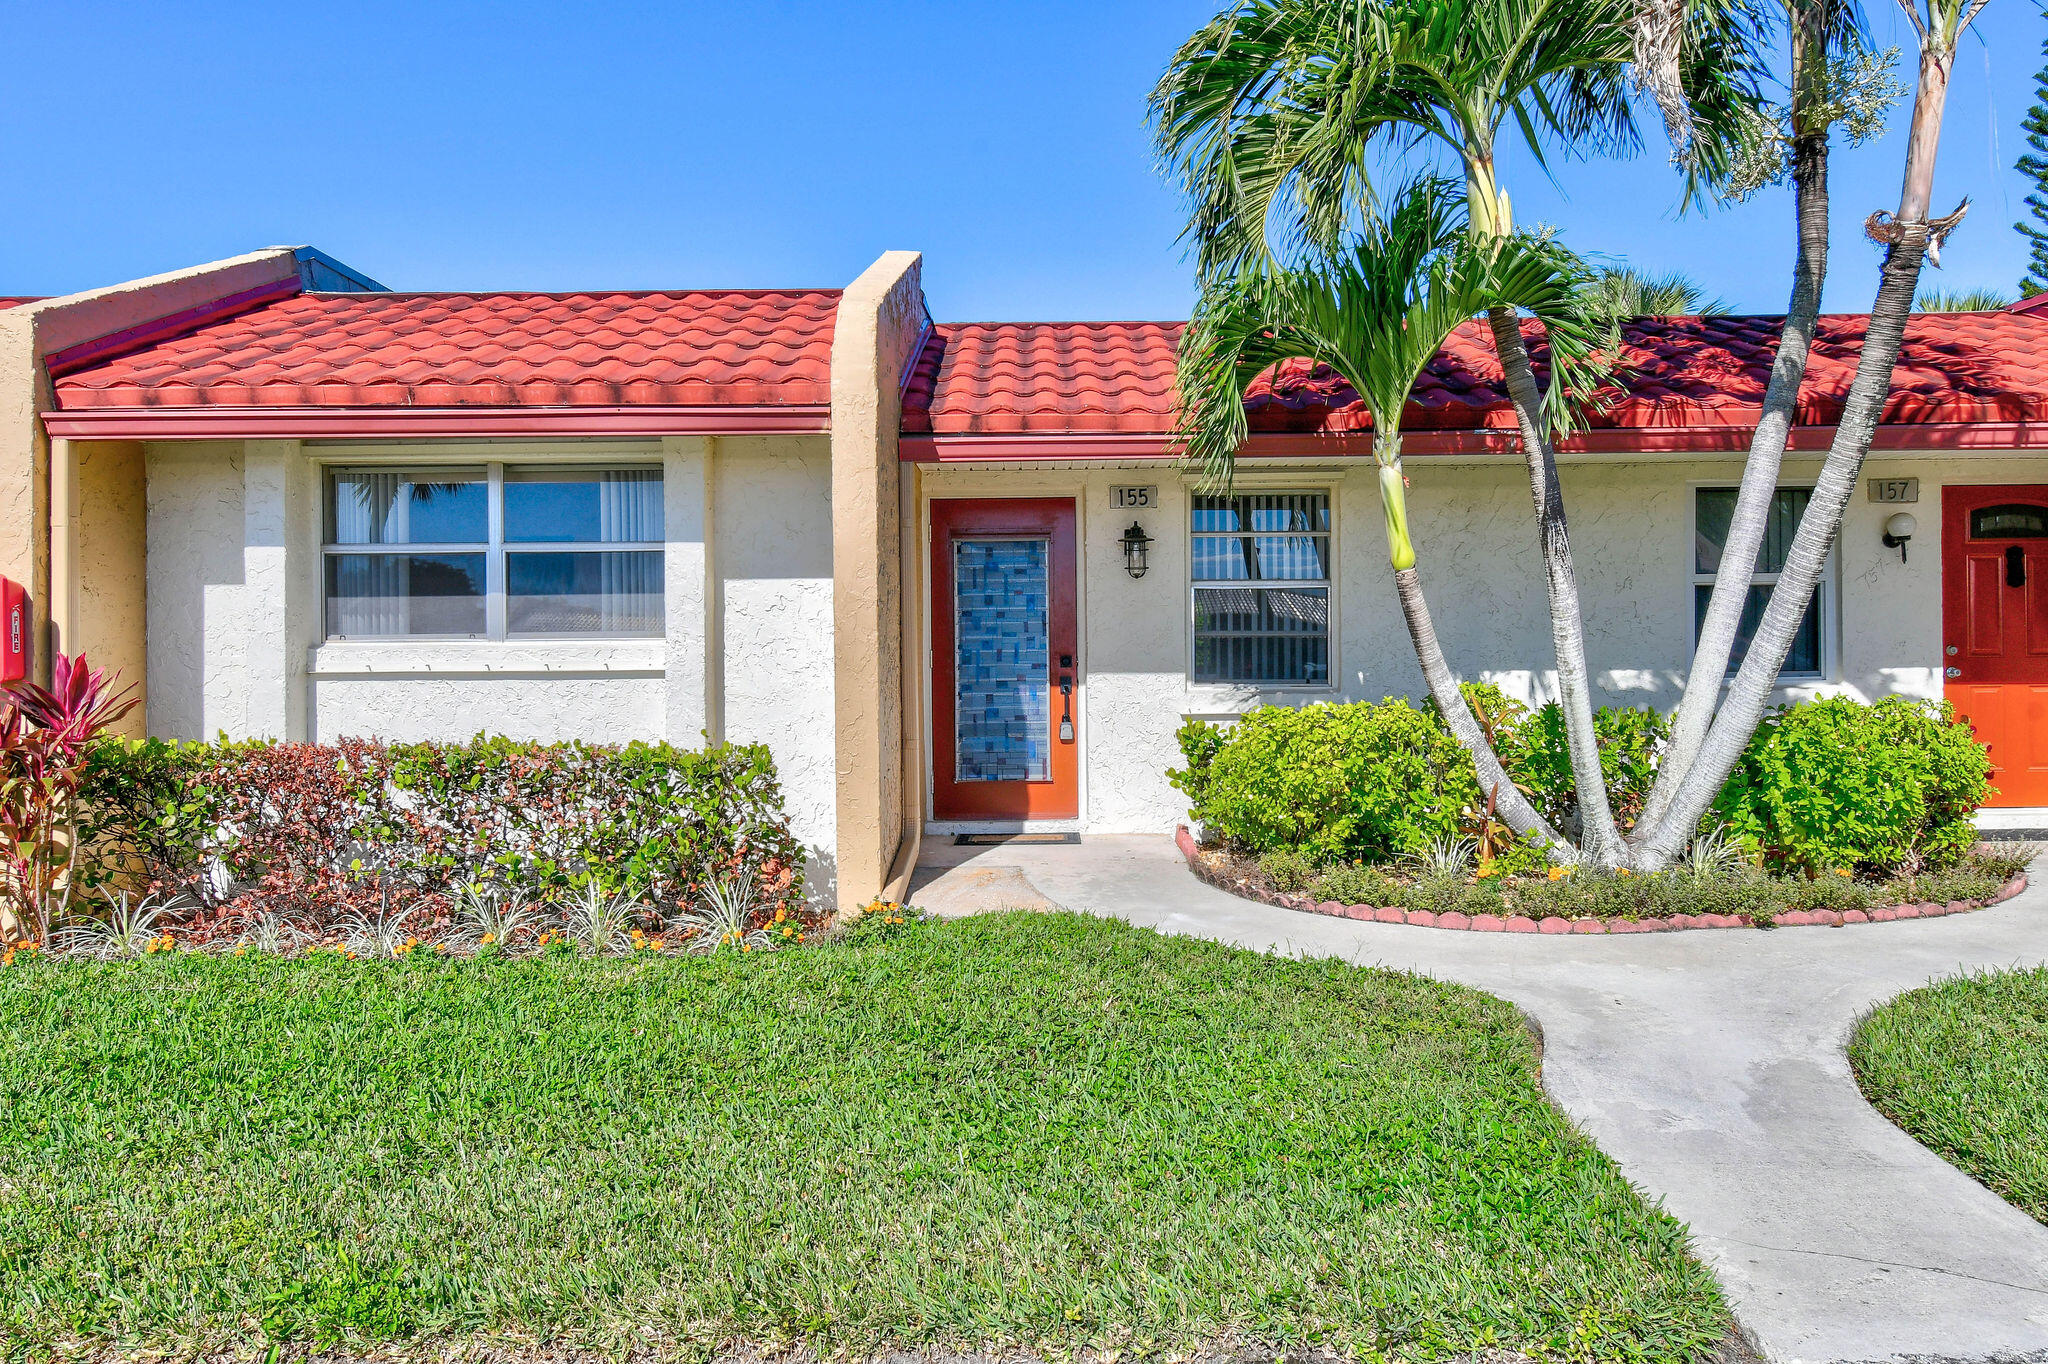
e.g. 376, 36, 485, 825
0, 653, 137, 945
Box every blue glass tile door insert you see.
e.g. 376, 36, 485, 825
953, 537, 1052, 782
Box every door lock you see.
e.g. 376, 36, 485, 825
1946, 666, 1963, 679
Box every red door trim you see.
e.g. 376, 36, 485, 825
929, 497, 1080, 820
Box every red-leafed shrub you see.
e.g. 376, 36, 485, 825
78, 735, 807, 943
0, 653, 138, 944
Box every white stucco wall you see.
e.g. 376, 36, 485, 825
145, 442, 247, 739
918, 452, 2048, 835
141, 435, 841, 887
306, 641, 668, 743
713, 435, 838, 897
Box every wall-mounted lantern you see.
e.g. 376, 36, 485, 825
1120, 521, 1154, 578
1882, 511, 1917, 562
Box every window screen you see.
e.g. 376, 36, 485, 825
1190, 491, 1331, 684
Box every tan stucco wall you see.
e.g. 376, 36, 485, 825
58, 440, 146, 736
829, 251, 925, 913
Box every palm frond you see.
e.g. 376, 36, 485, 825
1914, 286, 2012, 312
1583, 265, 1730, 319
1175, 178, 1615, 487
1152, 0, 1770, 270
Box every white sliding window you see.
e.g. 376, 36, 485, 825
324, 464, 664, 640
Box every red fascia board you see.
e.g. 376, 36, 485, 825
899, 421, 2048, 461
41, 404, 832, 440
42, 278, 303, 378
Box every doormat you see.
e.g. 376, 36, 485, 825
953, 832, 1081, 846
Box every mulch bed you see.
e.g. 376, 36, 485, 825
1175, 825, 2028, 935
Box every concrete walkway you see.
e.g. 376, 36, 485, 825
911, 837, 2048, 1364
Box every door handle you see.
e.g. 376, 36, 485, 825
2009, 544, 2027, 588
1057, 674, 1074, 743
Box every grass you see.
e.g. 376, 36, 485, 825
0, 912, 1731, 1361
1851, 966, 2048, 1224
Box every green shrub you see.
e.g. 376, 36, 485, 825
1177, 700, 1483, 865
1304, 861, 1405, 906
1289, 848, 2013, 925
77, 735, 808, 940
1519, 703, 1669, 831
1435, 682, 1534, 778
1167, 717, 1229, 814
1713, 696, 1991, 875
1176, 690, 1991, 880
1254, 847, 1320, 893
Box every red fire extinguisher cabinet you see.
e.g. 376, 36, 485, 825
1, 579, 30, 683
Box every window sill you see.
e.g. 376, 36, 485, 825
308, 639, 666, 678
1182, 680, 1339, 716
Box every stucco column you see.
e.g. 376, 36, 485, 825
662, 434, 719, 746
0, 312, 51, 681
48, 438, 76, 664
829, 251, 926, 913
242, 439, 315, 740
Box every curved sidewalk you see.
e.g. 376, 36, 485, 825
913, 836, 2048, 1364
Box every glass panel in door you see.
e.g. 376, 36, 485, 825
952, 538, 1051, 782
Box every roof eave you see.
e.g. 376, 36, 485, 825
41, 403, 832, 440
900, 420, 2048, 461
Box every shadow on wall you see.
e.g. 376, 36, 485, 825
801, 846, 838, 911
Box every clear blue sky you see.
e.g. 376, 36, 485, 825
1, 1, 2041, 320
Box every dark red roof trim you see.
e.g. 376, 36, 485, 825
43, 278, 302, 378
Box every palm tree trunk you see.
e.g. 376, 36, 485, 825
1375, 448, 1571, 857
1637, 128, 1830, 836
1634, 14, 1965, 868
1391, 564, 1573, 858
1486, 307, 1624, 865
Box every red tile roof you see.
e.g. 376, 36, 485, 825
0, 298, 39, 310
54, 289, 841, 409
901, 311, 2048, 438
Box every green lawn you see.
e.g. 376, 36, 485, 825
1852, 966, 2048, 1224
0, 913, 1730, 1360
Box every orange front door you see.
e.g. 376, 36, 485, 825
930, 498, 1079, 820
1943, 485, 2048, 805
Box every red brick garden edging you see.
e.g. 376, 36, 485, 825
1174, 825, 2028, 934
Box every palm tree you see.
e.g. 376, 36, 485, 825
1153, 0, 1764, 866
1914, 285, 2013, 310
1637, 0, 1889, 844
1582, 265, 1730, 321
1178, 181, 1612, 858
1632, 0, 1992, 867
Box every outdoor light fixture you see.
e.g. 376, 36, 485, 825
1120, 521, 1154, 578
1882, 511, 1917, 562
